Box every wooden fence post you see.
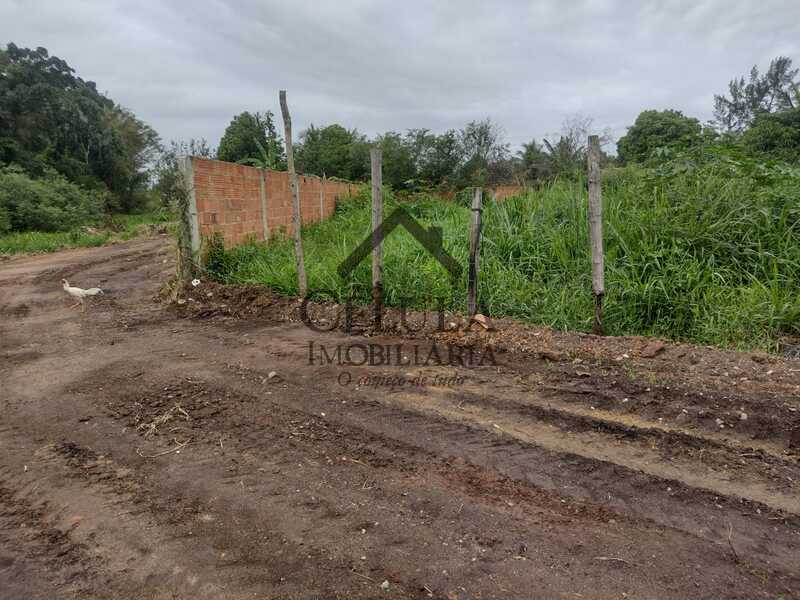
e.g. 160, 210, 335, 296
467, 187, 483, 316
371, 148, 383, 329
587, 135, 605, 335
279, 90, 307, 296
319, 173, 326, 221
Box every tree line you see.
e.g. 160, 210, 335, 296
207, 112, 618, 191
211, 55, 799, 190
618, 56, 799, 165
1, 41, 798, 234
206, 112, 517, 190
0, 43, 160, 232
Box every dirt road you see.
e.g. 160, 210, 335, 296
1, 237, 799, 599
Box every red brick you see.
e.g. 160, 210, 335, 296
189, 158, 355, 249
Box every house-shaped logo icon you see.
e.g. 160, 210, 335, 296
337, 206, 462, 280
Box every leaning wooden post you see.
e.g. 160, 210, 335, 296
467, 187, 483, 316
279, 90, 307, 296
587, 135, 605, 335
371, 148, 383, 329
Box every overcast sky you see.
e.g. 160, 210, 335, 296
2, 0, 799, 151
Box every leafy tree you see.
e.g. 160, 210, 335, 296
347, 135, 372, 181
153, 139, 214, 208
617, 110, 703, 164
486, 157, 520, 186
411, 129, 464, 188
458, 118, 509, 186
461, 119, 508, 164
296, 124, 368, 180
100, 105, 161, 212
741, 107, 800, 164
0, 43, 159, 212
0, 44, 98, 175
518, 116, 610, 181
543, 137, 585, 176
714, 56, 799, 133
287, 116, 625, 190
217, 111, 285, 169
374, 131, 416, 188
517, 140, 550, 182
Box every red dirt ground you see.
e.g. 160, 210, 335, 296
1, 237, 799, 599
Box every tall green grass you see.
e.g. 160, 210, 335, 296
0, 212, 173, 256
0, 229, 110, 255
206, 151, 800, 350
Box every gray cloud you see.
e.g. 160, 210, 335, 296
2, 0, 798, 151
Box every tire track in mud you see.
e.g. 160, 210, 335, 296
157, 322, 800, 589
73, 361, 798, 593
199, 359, 800, 575
0, 240, 172, 350
26, 242, 170, 285
0, 426, 407, 600
424, 385, 800, 498
5, 359, 799, 599
204, 332, 800, 511
515, 357, 800, 447
136, 325, 800, 580
3, 238, 800, 598
0, 388, 632, 599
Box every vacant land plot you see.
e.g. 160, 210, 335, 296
208, 158, 800, 351
1, 238, 799, 599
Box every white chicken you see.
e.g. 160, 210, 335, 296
61, 279, 104, 311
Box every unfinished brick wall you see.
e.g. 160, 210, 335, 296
492, 185, 528, 201
181, 156, 529, 257
186, 157, 359, 249
435, 186, 528, 203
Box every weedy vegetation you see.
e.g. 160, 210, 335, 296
0, 212, 174, 256
205, 146, 800, 351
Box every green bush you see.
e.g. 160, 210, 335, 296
0, 212, 175, 256
617, 109, 703, 164
0, 206, 9, 234
0, 167, 105, 232
742, 107, 800, 165
0, 229, 109, 255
